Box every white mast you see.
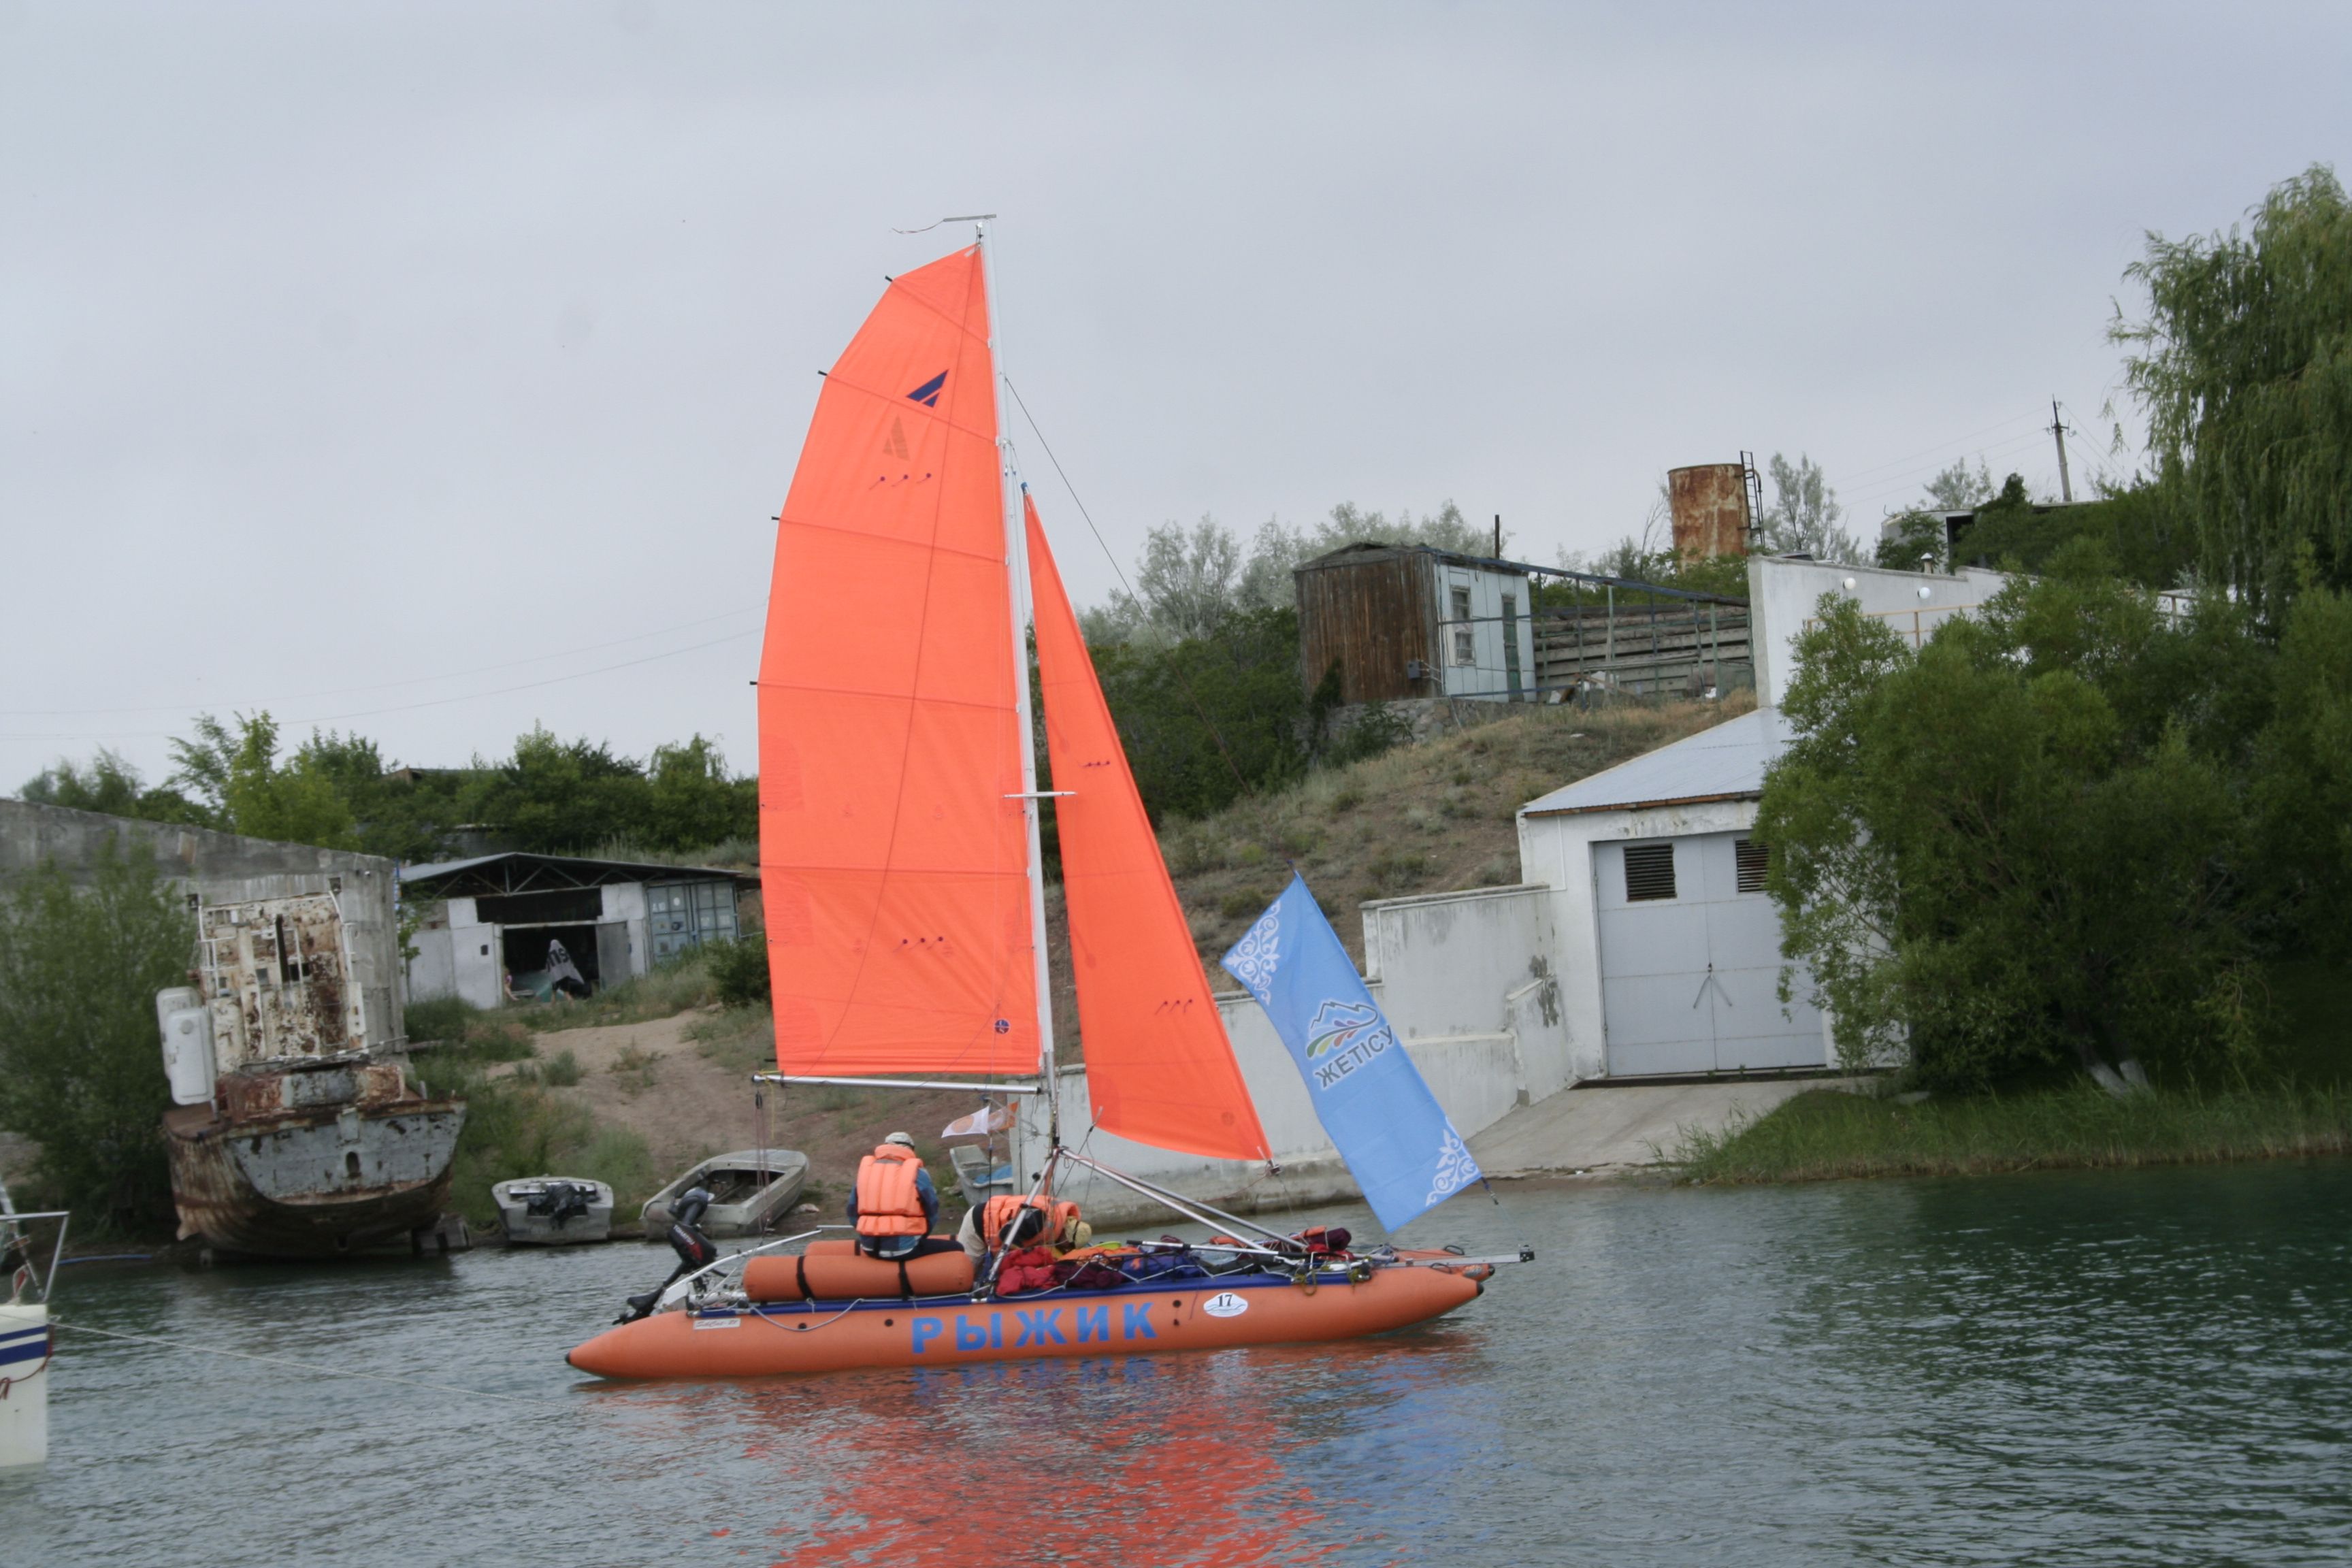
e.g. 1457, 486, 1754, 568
973, 218, 1062, 1148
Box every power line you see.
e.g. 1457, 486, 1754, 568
0, 601, 765, 719
1829, 409, 2047, 487
0, 628, 760, 744
1841, 429, 2054, 511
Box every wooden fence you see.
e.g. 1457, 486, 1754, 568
1532, 602, 1753, 699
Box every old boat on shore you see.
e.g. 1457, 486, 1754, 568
570, 234, 1519, 1379
159, 890, 465, 1258
640, 1150, 808, 1239
493, 1177, 615, 1245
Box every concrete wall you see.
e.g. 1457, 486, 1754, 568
0, 800, 405, 1049
1030, 883, 1564, 1226
1749, 555, 2009, 707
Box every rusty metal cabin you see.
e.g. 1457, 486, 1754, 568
399, 851, 760, 1010
1296, 544, 1541, 704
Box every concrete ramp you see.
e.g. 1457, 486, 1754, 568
1469, 1078, 1848, 1176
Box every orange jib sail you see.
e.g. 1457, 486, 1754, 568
758, 247, 1038, 1077
1026, 497, 1272, 1161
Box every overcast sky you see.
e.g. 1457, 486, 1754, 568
3, 1, 2345, 794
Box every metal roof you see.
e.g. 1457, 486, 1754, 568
398, 851, 760, 898
1295, 541, 1546, 577
1519, 706, 1793, 818
1294, 540, 1746, 606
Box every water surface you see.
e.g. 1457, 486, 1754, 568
5, 1162, 2347, 1565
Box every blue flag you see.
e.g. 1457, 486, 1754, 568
1220, 873, 1481, 1232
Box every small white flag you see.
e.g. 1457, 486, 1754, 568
940, 1101, 1014, 1141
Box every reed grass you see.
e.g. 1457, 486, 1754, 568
1674, 1082, 2352, 1183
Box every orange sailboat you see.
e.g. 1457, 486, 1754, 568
568, 231, 1516, 1381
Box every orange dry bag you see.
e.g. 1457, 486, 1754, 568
853, 1145, 929, 1237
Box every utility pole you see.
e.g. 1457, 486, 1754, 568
2048, 398, 2074, 504
1494, 513, 1503, 559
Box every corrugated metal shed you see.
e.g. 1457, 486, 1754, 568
1519, 706, 1793, 817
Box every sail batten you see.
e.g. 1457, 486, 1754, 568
760, 246, 1040, 1078
1026, 498, 1273, 1162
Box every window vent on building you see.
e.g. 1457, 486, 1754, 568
1623, 842, 1677, 902
1735, 838, 1769, 894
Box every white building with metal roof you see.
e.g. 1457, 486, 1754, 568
1516, 706, 1831, 1078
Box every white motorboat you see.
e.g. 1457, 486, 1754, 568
640, 1149, 808, 1239
1, 1180, 64, 1468
492, 1177, 615, 1245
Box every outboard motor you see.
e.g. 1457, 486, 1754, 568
618, 1187, 719, 1324
526, 1180, 594, 1229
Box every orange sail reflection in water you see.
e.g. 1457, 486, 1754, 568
1026, 499, 1273, 1161
758, 246, 1039, 1077
751, 1357, 1347, 1567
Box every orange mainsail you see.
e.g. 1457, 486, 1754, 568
759, 247, 1039, 1076
1026, 497, 1273, 1161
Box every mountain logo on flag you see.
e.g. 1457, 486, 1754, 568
1306, 998, 1386, 1060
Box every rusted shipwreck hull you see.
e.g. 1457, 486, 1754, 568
165, 1062, 463, 1258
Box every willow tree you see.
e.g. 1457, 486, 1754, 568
2117, 165, 2352, 617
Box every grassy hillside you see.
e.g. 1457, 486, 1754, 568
1153, 691, 1754, 973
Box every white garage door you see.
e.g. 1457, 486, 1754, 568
1594, 830, 1827, 1076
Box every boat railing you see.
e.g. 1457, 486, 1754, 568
2, 1208, 71, 1307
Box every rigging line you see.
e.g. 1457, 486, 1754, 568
0, 603, 764, 720
50, 1319, 560, 1405
1001, 376, 1252, 800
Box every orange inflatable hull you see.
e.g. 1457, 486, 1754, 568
567, 1265, 1483, 1380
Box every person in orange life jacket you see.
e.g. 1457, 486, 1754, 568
845, 1132, 939, 1260
956, 1193, 1056, 1261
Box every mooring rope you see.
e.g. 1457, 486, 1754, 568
50, 1319, 561, 1405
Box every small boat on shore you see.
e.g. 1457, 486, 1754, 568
492, 1177, 614, 1245
639, 1151, 808, 1239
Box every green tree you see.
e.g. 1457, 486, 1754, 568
2251, 580, 2352, 956
463, 727, 650, 853
1759, 551, 2259, 1091
1092, 606, 1316, 821
1088, 500, 1499, 645
1923, 457, 1997, 510
643, 736, 757, 852
19, 750, 212, 826
2117, 164, 2352, 616
169, 713, 359, 849
0, 843, 192, 1231
1759, 453, 1861, 562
